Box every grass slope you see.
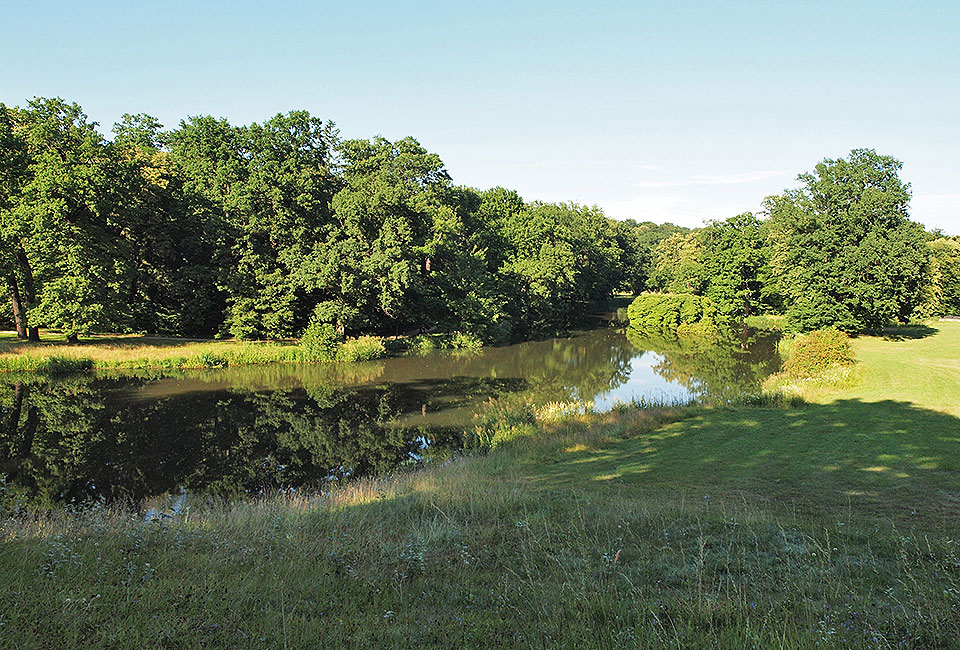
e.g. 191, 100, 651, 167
2, 324, 960, 648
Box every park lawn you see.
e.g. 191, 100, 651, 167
2, 324, 960, 648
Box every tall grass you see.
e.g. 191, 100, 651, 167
3, 402, 956, 648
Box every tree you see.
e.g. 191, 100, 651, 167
496, 202, 623, 333
647, 231, 705, 294
1, 98, 124, 341
613, 220, 688, 295
0, 103, 30, 338
302, 136, 452, 335
914, 237, 960, 318
166, 112, 340, 338
764, 149, 927, 332
700, 213, 764, 320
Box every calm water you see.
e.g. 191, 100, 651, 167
0, 328, 780, 508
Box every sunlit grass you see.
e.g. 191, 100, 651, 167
0, 331, 301, 372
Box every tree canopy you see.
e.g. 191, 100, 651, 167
0, 98, 949, 340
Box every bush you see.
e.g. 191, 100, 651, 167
782, 328, 854, 378
336, 336, 387, 362
449, 331, 483, 350
300, 320, 343, 362
627, 293, 717, 335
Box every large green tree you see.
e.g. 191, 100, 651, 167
647, 231, 705, 295
302, 136, 452, 335
496, 201, 623, 333
700, 213, 764, 320
764, 149, 927, 332
914, 236, 960, 318
167, 112, 339, 338
1, 98, 125, 341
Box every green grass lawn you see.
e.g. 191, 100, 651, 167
2, 323, 960, 648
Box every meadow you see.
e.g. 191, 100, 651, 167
1, 323, 959, 648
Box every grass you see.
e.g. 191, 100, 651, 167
0, 331, 302, 372
0, 330, 394, 373
3, 323, 960, 647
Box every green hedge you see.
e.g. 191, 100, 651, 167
627, 293, 718, 334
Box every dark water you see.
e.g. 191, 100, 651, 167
0, 328, 780, 508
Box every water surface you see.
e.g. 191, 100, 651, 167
0, 328, 779, 507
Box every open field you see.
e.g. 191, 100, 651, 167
2, 324, 959, 648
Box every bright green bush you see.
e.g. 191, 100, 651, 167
449, 331, 483, 350
627, 293, 717, 335
782, 328, 854, 378
300, 320, 343, 362
336, 336, 387, 362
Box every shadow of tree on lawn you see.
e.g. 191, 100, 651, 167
525, 398, 960, 522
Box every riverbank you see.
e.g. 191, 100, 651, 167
2, 323, 959, 648
0, 332, 302, 372
0, 329, 487, 373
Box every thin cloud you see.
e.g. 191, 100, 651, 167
601, 195, 751, 228
633, 170, 789, 189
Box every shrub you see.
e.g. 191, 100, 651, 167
300, 320, 343, 362
336, 336, 387, 362
449, 331, 483, 350
782, 328, 854, 378
406, 331, 484, 354
627, 293, 717, 335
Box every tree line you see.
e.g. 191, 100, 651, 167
1, 97, 681, 343
646, 149, 960, 331
2, 98, 956, 342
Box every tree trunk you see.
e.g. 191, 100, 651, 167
8, 383, 25, 438
6, 274, 27, 339
66, 333, 79, 344
15, 247, 39, 341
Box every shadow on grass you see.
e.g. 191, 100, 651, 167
521, 398, 960, 522
870, 324, 940, 341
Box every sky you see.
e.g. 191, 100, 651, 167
3, 0, 958, 233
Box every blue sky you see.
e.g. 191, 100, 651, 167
3, 1, 958, 233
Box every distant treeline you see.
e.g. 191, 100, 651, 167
1, 98, 957, 342
0, 98, 683, 343
644, 150, 960, 331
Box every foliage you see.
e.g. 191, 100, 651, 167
700, 213, 765, 319
612, 220, 689, 294
299, 319, 343, 362
647, 231, 705, 294
406, 330, 484, 354
782, 328, 854, 378
913, 237, 960, 318
764, 149, 928, 332
335, 336, 387, 362
626, 293, 717, 335
0, 98, 942, 352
